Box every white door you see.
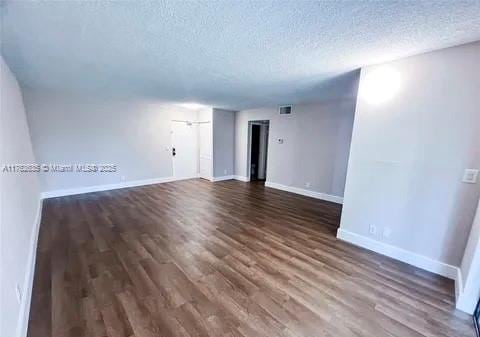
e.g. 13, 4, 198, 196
171, 121, 198, 179
198, 122, 212, 180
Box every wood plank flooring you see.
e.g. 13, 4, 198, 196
28, 179, 474, 337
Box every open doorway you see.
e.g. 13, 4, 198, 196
248, 120, 269, 182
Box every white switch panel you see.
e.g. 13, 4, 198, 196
462, 169, 479, 184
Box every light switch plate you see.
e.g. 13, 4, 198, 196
462, 169, 479, 184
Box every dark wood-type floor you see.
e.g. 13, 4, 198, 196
28, 179, 474, 337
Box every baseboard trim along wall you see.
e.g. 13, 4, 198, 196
337, 228, 469, 313
16, 199, 43, 337
455, 268, 463, 303
455, 266, 480, 314
211, 175, 235, 182
336, 228, 460, 280
455, 275, 476, 314
41, 176, 199, 199
41, 174, 259, 199
265, 181, 343, 204
233, 175, 250, 182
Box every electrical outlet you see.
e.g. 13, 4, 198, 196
15, 284, 22, 303
383, 227, 392, 239
369, 225, 377, 236
305, 182, 311, 188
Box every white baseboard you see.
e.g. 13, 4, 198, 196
456, 284, 477, 314
212, 175, 234, 182
233, 175, 250, 182
40, 175, 200, 199
455, 268, 463, 302
456, 297, 474, 314
16, 199, 43, 337
265, 181, 343, 204
336, 228, 459, 280
455, 267, 479, 314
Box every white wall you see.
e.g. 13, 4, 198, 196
339, 42, 480, 270
0, 57, 41, 337
235, 100, 356, 198
197, 109, 213, 180
24, 90, 198, 193
212, 108, 235, 178
457, 200, 480, 313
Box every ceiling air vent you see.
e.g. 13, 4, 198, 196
279, 105, 292, 115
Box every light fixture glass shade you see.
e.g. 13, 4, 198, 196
179, 103, 207, 110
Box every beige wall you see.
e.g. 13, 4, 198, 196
235, 99, 356, 198
340, 42, 480, 268
212, 108, 235, 178
24, 90, 198, 193
457, 200, 480, 313
1, 56, 41, 337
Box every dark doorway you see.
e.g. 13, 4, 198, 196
249, 120, 269, 181
250, 125, 261, 180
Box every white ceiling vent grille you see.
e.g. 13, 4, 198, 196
279, 105, 292, 115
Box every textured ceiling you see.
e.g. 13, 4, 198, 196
1, 1, 480, 110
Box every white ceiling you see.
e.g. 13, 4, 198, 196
1, 1, 480, 110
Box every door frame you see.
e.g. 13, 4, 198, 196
197, 120, 214, 181
247, 120, 270, 182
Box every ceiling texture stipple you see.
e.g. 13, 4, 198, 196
1, 1, 480, 110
